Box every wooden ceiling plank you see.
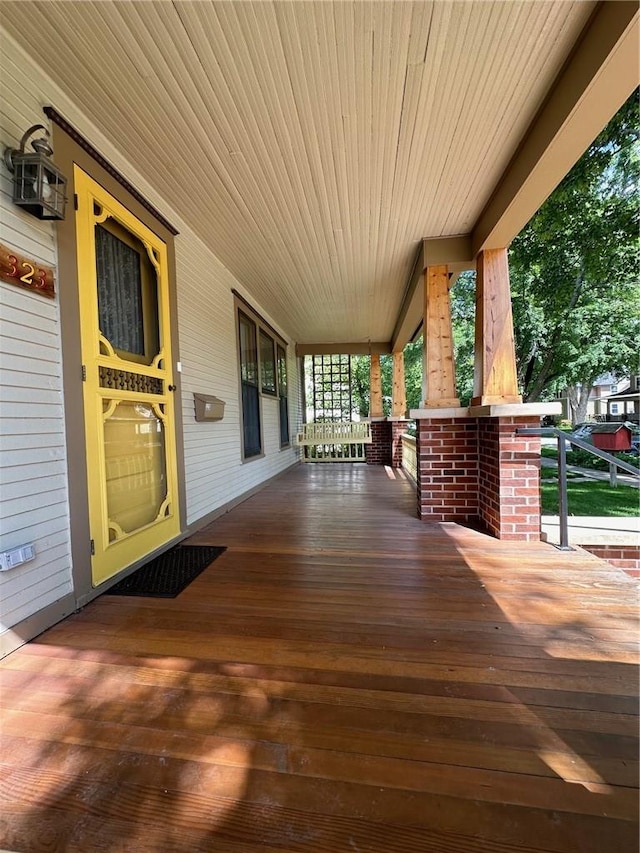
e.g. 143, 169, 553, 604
372, 3, 414, 301
113, 1, 288, 262
272, 3, 344, 304
2, 0, 629, 346
385, 3, 437, 302
212, 4, 324, 284
146, 2, 299, 297
314, 2, 352, 296
164, 2, 313, 307
204, 4, 329, 301
235, 3, 334, 283
395, 2, 454, 250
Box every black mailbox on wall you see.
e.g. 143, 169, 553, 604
194, 393, 225, 422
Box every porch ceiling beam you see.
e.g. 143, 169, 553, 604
471, 1, 639, 256
391, 237, 474, 352
295, 342, 391, 357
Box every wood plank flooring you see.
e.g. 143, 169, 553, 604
1, 464, 638, 852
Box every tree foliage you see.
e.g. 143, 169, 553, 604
509, 90, 640, 420
351, 339, 423, 417
451, 271, 476, 406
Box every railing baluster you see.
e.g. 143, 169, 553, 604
557, 435, 572, 551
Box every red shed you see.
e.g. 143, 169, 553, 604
591, 424, 632, 452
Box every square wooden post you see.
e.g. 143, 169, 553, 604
369, 353, 383, 418
472, 249, 522, 406
391, 350, 406, 417
421, 265, 460, 408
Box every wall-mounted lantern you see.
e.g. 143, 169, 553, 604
3, 124, 67, 220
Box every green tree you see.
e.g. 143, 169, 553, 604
509, 90, 640, 422
351, 339, 424, 417
451, 271, 476, 406
403, 339, 424, 411
351, 355, 371, 417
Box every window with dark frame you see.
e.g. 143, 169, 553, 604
277, 343, 289, 447
259, 329, 276, 395
237, 301, 289, 459
238, 311, 262, 458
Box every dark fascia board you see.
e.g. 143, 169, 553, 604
43, 106, 179, 236
391, 237, 474, 352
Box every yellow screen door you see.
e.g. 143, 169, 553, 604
75, 167, 180, 586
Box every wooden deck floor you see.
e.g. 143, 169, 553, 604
1, 464, 638, 853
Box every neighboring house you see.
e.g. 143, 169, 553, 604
556, 375, 632, 421
606, 375, 640, 422
590, 374, 629, 418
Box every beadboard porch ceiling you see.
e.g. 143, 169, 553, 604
1, 2, 637, 345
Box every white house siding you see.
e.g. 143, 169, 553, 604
0, 48, 73, 637
0, 31, 300, 645
175, 238, 301, 528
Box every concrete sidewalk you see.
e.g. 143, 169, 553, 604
541, 515, 639, 547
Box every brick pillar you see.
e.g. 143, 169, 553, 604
416, 417, 479, 522
365, 419, 392, 465
390, 419, 410, 468
477, 416, 541, 540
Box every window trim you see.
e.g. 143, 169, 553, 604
277, 343, 290, 448
234, 296, 289, 461
237, 309, 263, 461
259, 328, 277, 396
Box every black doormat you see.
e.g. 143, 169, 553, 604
105, 545, 226, 598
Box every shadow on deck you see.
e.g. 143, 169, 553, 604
1, 464, 638, 852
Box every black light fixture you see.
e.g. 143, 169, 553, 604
3, 124, 67, 220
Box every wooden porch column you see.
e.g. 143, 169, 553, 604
472, 249, 522, 406
369, 353, 383, 418
391, 350, 406, 417
421, 265, 460, 408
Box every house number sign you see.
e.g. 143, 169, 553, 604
0, 241, 55, 299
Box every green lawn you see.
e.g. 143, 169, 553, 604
541, 480, 640, 517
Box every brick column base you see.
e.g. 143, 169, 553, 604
390, 420, 410, 468
365, 420, 392, 465
478, 416, 541, 541
416, 418, 479, 522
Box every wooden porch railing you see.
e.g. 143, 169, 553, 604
401, 432, 417, 483
296, 421, 371, 462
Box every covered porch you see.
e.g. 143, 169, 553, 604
1, 464, 637, 852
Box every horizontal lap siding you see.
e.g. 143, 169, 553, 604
175, 240, 300, 527
0, 45, 73, 633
